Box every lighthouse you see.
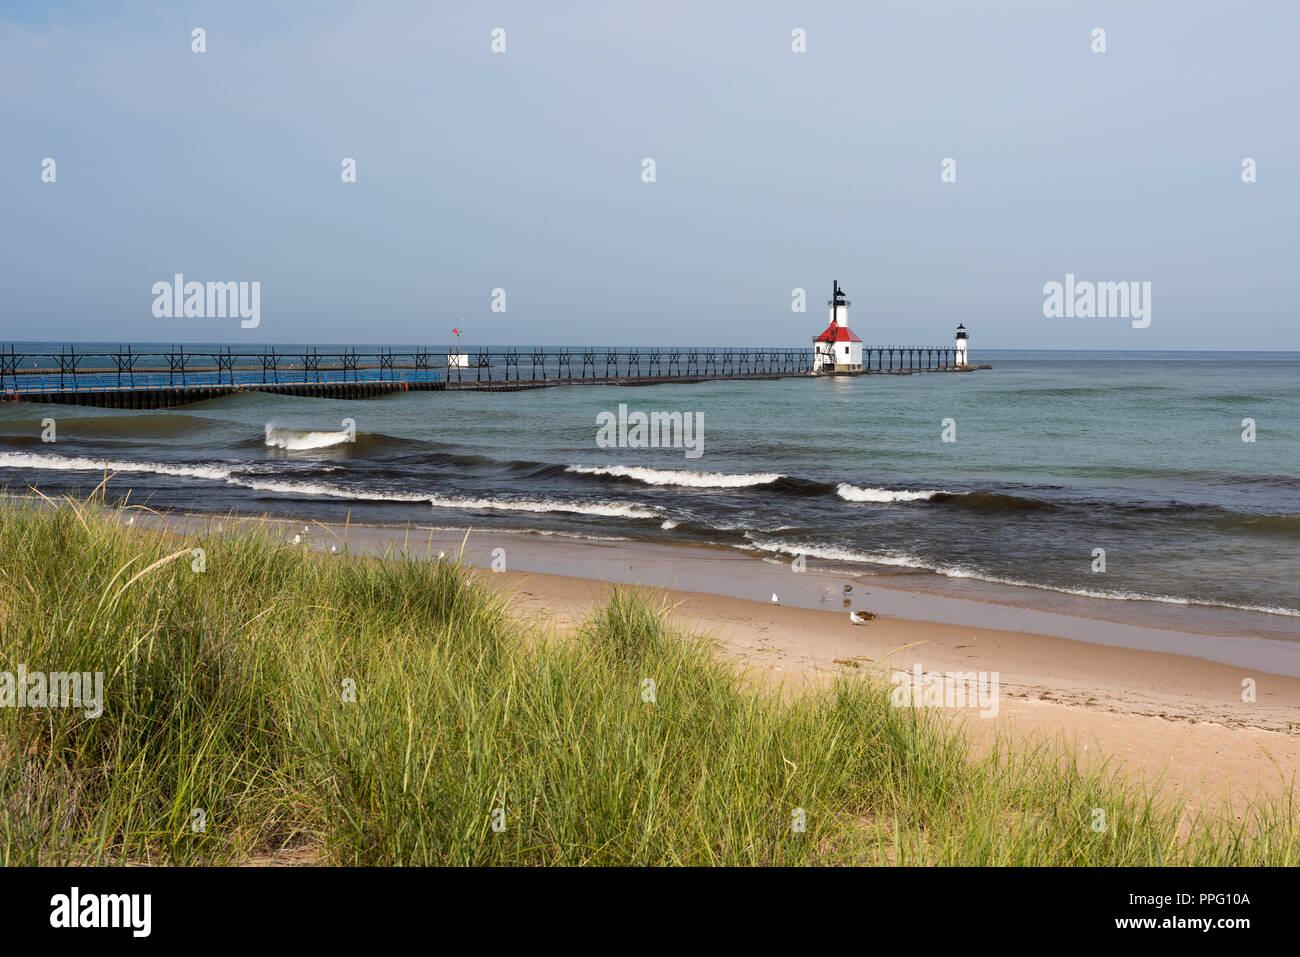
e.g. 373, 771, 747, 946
812, 280, 863, 373
954, 323, 969, 367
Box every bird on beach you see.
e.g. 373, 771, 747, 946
293, 534, 301, 544
849, 611, 875, 625
330, 544, 337, 554
843, 584, 853, 594
771, 593, 779, 604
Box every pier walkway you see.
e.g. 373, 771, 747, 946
1, 345, 981, 408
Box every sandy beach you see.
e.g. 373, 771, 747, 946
136, 509, 1300, 819
501, 570, 1300, 816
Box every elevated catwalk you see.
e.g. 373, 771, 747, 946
1, 345, 987, 409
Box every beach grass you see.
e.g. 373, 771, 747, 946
0, 493, 1295, 866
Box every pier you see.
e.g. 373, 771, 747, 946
0, 344, 984, 409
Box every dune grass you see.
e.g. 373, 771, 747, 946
0, 493, 1295, 865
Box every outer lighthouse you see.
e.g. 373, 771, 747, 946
812, 280, 863, 373
954, 323, 969, 367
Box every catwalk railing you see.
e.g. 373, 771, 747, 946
0, 344, 969, 395
1, 346, 436, 394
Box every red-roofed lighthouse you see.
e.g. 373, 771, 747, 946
813, 280, 863, 373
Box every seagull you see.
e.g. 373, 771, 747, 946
771, 593, 779, 604
293, 534, 301, 544
126, 516, 135, 526
330, 544, 337, 554
849, 611, 874, 625
438, 550, 446, 560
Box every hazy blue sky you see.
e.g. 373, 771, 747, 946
1, 1, 1295, 348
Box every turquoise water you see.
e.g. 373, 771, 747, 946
1, 350, 1297, 637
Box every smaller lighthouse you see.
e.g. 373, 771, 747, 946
813, 280, 863, 373
954, 323, 969, 367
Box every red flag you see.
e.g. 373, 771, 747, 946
452, 328, 460, 335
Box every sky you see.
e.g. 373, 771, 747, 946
1, 0, 1295, 349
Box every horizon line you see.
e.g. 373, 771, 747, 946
2, 341, 1299, 355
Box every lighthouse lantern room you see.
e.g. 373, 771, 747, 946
813, 280, 863, 373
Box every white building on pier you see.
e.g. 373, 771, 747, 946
812, 280, 863, 373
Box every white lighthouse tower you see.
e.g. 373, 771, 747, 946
954, 323, 969, 367
813, 280, 863, 373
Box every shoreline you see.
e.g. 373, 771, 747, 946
2, 447, 1297, 640
126, 504, 1300, 670
118, 504, 1300, 814
17, 490, 1300, 711
114, 502, 1300, 675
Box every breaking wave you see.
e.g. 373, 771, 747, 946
237, 478, 660, 519
0, 453, 658, 521
567, 465, 783, 488
0, 451, 233, 481
232, 477, 430, 502
836, 483, 943, 503
836, 484, 1054, 512
429, 495, 659, 519
264, 425, 353, 451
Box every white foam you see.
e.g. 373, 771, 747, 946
264, 425, 353, 451
567, 465, 782, 488
0, 453, 660, 522
429, 495, 660, 520
660, 519, 680, 529
836, 483, 945, 503
743, 537, 1300, 617
745, 538, 929, 569
232, 477, 429, 502
238, 479, 658, 521
0, 451, 232, 481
